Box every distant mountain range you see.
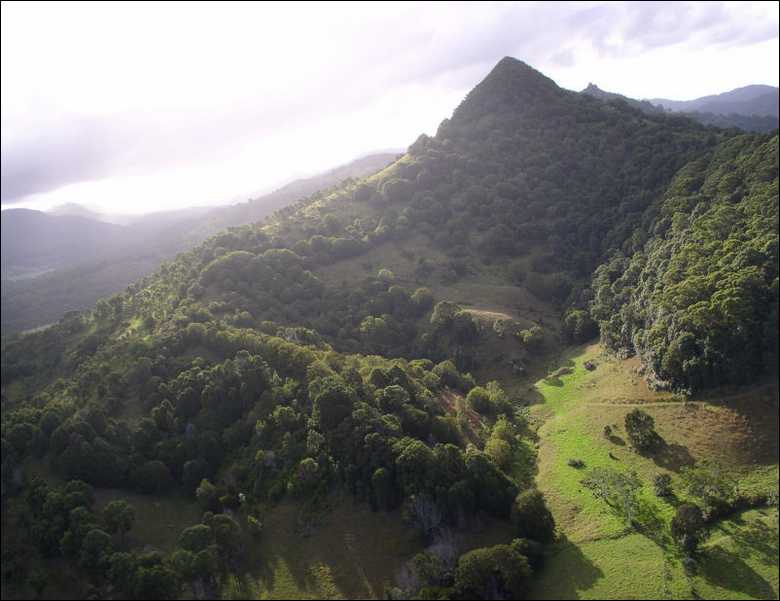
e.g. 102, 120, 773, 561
582, 83, 779, 132
1, 209, 133, 278
650, 84, 778, 117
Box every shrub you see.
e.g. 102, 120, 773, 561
653, 473, 673, 497
516, 325, 544, 349
377, 268, 395, 283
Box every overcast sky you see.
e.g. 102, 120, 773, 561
2, 1, 778, 215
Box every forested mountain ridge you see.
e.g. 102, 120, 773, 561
592, 133, 778, 392
1, 57, 777, 600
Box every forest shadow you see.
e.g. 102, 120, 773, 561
699, 545, 776, 599
246, 499, 419, 600
537, 536, 605, 599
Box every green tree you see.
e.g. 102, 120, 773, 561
680, 461, 736, 514
195, 479, 219, 511
466, 386, 492, 414
411, 287, 434, 313
359, 315, 391, 349
178, 524, 213, 553
207, 513, 241, 558
108, 551, 138, 594
79, 528, 113, 572
311, 376, 356, 432
104, 499, 135, 543
395, 438, 436, 496
671, 503, 705, 554
453, 544, 531, 600
624, 409, 662, 452
511, 489, 556, 543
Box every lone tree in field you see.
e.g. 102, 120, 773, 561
624, 409, 662, 452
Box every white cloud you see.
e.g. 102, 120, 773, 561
2, 1, 778, 213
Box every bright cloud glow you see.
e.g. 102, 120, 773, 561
2, 1, 778, 214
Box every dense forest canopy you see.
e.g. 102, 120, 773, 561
592, 134, 778, 392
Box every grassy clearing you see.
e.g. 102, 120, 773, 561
94, 489, 203, 553
229, 496, 422, 599
226, 494, 515, 600
528, 343, 779, 600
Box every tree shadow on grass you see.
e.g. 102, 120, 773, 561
534, 535, 605, 599
649, 442, 695, 472
247, 497, 423, 600
542, 375, 565, 387
699, 545, 776, 600
722, 511, 779, 568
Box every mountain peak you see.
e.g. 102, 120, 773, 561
484, 56, 557, 87
450, 57, 561, 124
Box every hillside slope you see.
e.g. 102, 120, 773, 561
528, 344, 778, 600
1, 153, 397, 334
1, 58, 777, 600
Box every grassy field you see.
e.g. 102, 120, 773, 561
527, 344, 779, 600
